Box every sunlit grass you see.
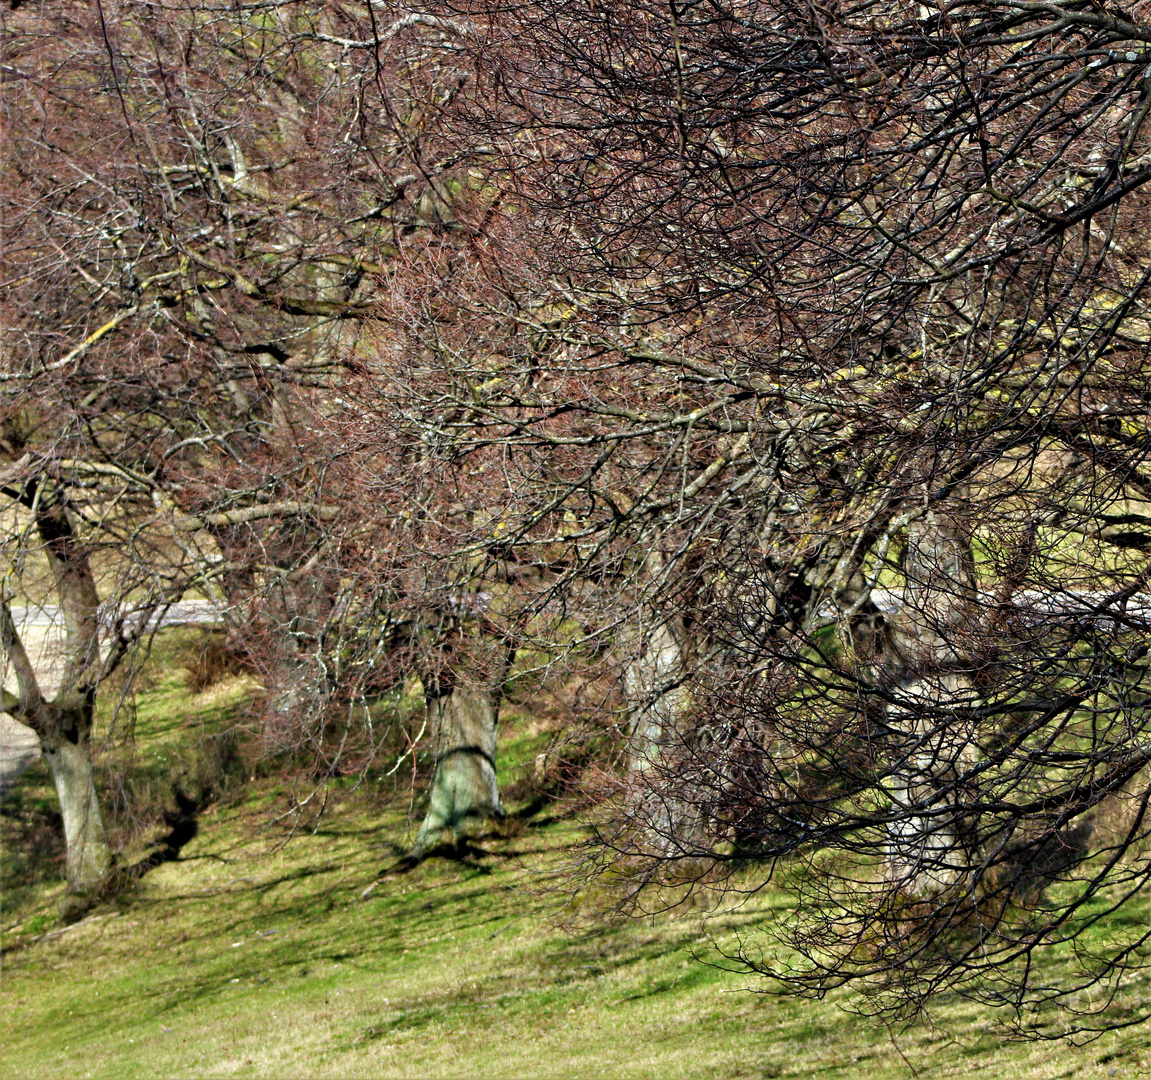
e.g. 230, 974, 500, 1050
5, 786, 1151, 1078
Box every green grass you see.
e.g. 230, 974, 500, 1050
5, 792, 1151, 1079
4, 633, 1151, 1077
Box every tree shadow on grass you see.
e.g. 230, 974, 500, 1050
386, 837, 496, 876
56, 790, 208, 923
122, 790, 202, 879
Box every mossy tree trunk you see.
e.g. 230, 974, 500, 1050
409, 683, 505, 858
620, 602, 711, 865
624, 614, 690, 775
880, 508, 978, 896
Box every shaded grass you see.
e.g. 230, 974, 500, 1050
4, 788, 1151, 1078
0, 781, 64, 917
3, 632, 1151, 1076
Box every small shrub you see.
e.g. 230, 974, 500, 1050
183, 634, 251, 693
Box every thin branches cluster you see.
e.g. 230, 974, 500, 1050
7, 0, 1151, 1037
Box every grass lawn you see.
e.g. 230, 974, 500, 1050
2, 633, 1151, 1077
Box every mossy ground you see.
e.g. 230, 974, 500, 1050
3, 633, 1151, 1077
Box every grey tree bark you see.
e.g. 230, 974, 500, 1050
43, 721, 110, 892
623, 613, 690, 775
879, 508, 978, 896
620, 577, 710, 863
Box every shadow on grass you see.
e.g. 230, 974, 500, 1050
121, 790, 202, 879
392, 838, 496, 874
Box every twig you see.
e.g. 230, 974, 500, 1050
885, 1022, 920, 1079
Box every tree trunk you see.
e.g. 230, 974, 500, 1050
0, 496, 113, 906
880, 509, 978, 896
410, 685, 504, 858
624, 615, 690, 774
42, 719, 110, 893
621, 608, 710, 863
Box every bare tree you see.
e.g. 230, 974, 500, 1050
373, 0, 1151, 1034
14, 0, 1151, 1036
0, 0, 489, 882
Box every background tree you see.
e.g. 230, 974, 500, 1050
0, 0, 492, 887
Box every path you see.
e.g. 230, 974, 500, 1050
0, 600, 225, 792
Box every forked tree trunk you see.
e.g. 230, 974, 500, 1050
0, 497, 112, 904
409, 684, 505, 859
